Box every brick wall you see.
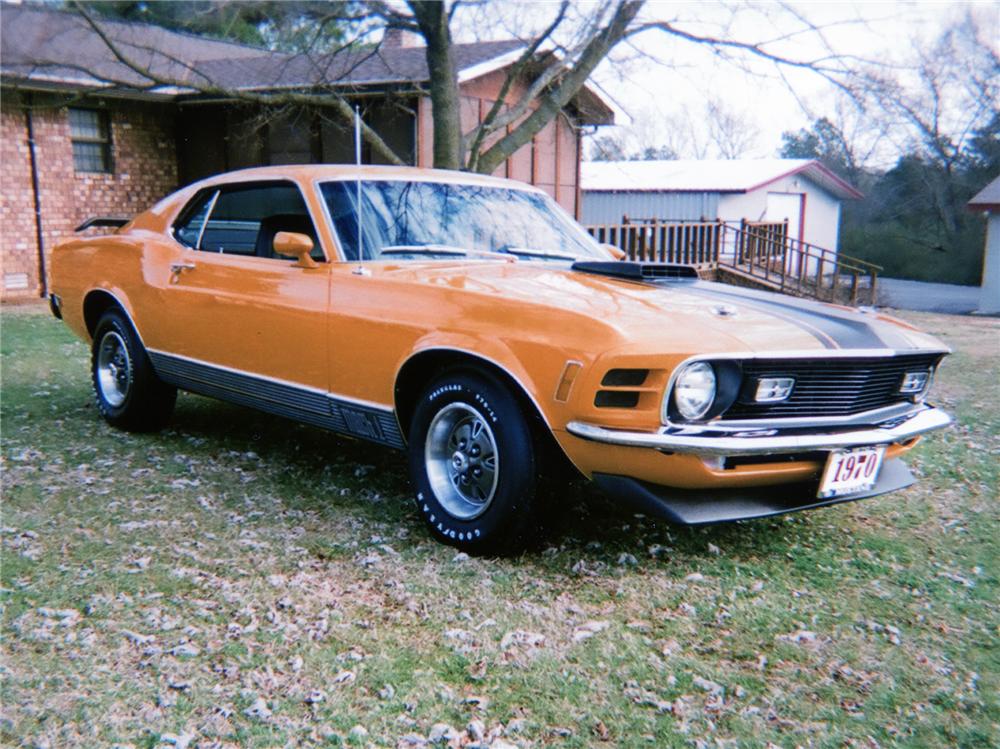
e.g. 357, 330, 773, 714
1, 102, 39, 298
1, 94, 178, 300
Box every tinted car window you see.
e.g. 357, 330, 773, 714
175, 182, 323, 260
202, 183, 314, 257
320, 180, 605, 262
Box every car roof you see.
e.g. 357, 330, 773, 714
189, 164, 544, 193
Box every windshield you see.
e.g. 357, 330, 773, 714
320, 179, 606, 261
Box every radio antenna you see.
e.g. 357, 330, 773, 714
354, 104, 364, 268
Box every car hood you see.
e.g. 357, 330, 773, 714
377, 260, 945, 355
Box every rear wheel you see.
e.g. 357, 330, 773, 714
91, 309, 176, 431
407, 370, 540, 555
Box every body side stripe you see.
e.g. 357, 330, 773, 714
147, 351, 405, 450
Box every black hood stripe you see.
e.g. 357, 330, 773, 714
682, 282, 892, 350
736, 303, 841, 349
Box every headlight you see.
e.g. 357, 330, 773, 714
672, 362, 717, 421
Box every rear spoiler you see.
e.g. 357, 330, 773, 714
74, 216, 131, 232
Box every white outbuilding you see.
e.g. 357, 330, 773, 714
580, 159, 863, 254
968, 175, 1000, 315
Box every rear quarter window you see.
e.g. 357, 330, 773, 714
173, 190, 216, 248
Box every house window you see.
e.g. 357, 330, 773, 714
69, 108, 112, 173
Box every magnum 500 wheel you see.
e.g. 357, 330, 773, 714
91, 309, 176, 432
408, 371, 539, 555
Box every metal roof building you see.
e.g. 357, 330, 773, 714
581, 159, 863, 255
969, 174, 1000, 314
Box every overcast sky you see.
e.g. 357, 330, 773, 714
483, 1, 999, 164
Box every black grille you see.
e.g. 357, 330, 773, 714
572, 261, 698, 281
722, 354, 943, 420
602, 368, 648, 386
595, 390, 640, 408
640, 264, 698, 279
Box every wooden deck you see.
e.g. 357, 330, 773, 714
585, 218, 880, 306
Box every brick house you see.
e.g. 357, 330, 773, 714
0, 3, 613, 300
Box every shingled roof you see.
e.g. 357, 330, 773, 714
1, 2, 265, 92
1, 3, 532, 94
1, 3, 613, 125
181, 39, 527, 94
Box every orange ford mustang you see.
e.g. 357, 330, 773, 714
49, 165, 951, 553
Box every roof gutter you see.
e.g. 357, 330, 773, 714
175, 87, 422, 107
1, 76, 184, 101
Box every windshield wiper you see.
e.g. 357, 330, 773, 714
380, 244, 470, 257
498, 246, 579, 262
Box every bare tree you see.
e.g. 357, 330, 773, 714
586, 110, 680, 161
591, 95, 764, 161
704, 99, 760, 159
873, 12, 998, 169
61, 1, 409, 164
818, 96, 891, 180
864, 10, 1000, 234
31, 0, 872, 173
780, 97, 892, 187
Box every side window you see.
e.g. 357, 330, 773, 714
202, 183, 323, 260
199, 186, 261, 255
173, 183, 324, 261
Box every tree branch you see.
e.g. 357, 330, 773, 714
473, 0, 643, 175
464, 0, 569, 171
629, 18, 863, 100
69, 2, 406, 165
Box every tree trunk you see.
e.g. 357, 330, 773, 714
409, 1, 463, 170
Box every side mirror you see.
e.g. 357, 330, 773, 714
601, 243, 627, 261
273, 231, 319, 269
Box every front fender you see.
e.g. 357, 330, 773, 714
396, 333, 563, 432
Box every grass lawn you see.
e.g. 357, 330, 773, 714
1, 304, 997, 748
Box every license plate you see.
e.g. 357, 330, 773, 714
818, 446, 886, 498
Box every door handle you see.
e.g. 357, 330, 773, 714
170, 262, 196, 275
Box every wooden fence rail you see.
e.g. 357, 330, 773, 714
586, 219, 731, 267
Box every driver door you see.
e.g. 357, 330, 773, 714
149, 180, 330, 403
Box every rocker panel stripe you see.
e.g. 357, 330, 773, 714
148, 351, 405, 450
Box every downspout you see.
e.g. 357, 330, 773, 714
554, 115, 561, 206
25, 96, 48, 298
574, 121, 600, 222
575, 119, 583, 221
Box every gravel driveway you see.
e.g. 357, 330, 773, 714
876, 277, 981, 314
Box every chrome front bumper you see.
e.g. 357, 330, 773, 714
566, 405, 951, 457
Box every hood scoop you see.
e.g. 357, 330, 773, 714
571, 261, 699, 281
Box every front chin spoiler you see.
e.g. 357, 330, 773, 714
593, 457, 915, 526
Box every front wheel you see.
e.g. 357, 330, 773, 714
91, 309, 176, 432
407, 371, 540, 555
